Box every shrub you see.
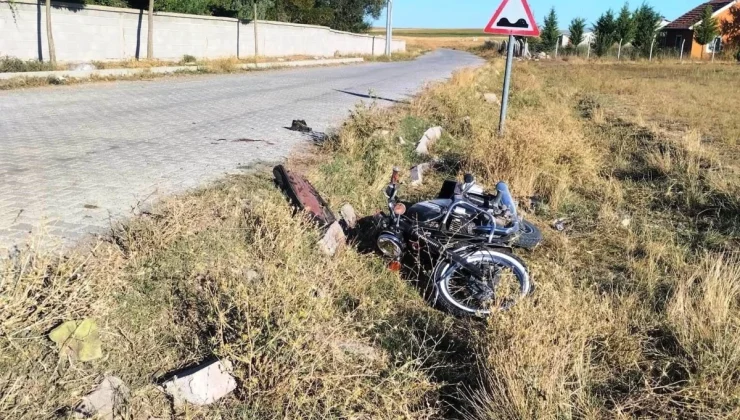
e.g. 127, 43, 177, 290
181, 54, 197, 64
0, 56, 55, 73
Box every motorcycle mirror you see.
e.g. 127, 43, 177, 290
464, 173, 474, 184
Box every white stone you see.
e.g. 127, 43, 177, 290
415, 126, 443, 156
410, 163, 431, 186
340, 204, 357, 228
398, 136, 406, 145
484, 93, 500, 105
318, 221, 346, 256
163, 360, 237, 407
75, 376, 129, 419
621, 218, 632, 228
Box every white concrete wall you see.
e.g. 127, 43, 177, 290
0, 0, 405, 62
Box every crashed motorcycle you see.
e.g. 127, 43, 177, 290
375, 169, 539, 317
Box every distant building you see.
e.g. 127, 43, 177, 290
661, 0, 740, 58
558, 30, 595, 48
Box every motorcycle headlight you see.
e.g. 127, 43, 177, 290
377, 233, 403, 259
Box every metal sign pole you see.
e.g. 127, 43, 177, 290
499, 34, 515, 136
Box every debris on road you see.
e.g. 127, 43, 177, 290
289, 119, 312, 133
319, 221, 346, 257
69, 63, 97, 72
415, 126, 443, 156
49, 319, 102, 362
273, 165, 336, 227
232, 138, 275, 145
75, 376, 129, 419
162, 359, 237, 407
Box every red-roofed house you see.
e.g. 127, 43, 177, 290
661, 0, 740, 58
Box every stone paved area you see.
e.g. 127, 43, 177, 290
0, 49, 483, 251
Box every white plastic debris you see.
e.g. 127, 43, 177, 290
163, 359, 237, 407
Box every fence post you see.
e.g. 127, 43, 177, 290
555, 37, 559, 58
680, 38, 686, 62
617, 38, 623, 60
649, 36, 656, 61
253, 3, 259, 58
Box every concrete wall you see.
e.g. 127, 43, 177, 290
0, 0, 405, 62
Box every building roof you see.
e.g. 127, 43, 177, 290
664, 0, 734, 30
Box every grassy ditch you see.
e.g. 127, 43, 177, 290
2, 58, 740, 418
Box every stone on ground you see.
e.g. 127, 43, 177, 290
415, 126, 443, 156
75, 376, 129, 419
340, 204, 357, 228
162, 359, 237, 407
318, 221, 346, 256
484, 93, 500, 105
410, 162, 432, 186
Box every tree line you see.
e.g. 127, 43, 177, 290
535, 2, 723, 59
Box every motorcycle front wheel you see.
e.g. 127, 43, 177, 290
435, 248, 531, 317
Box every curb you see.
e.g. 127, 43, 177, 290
0, 58, 365, 81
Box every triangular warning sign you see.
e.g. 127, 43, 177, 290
484, 0, 540, 36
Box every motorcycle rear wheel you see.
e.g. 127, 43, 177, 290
510, 220, 543, 250
435, 248, 531, 317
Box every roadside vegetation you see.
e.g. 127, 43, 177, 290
2, 53, 740, 418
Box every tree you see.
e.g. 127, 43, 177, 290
614, 2, 634, 59
631, 3, 661, 57
694, 5, 720, 58
540, 7, 559, 52
593, 10, 617, 57
45, 0, 56, 64
569, 17, 586, 53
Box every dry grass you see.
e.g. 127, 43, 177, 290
399, 36, 498, 51
2, 55, 740, 418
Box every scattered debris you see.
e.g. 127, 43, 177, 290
484, 93, 500, 105
48, 75, 67, 85
83, 204, 99, 209
75, 376, 129, 419
415, 126, 443, 156
162, 359, 237, 407
70, 63, 97, 72
621, 218, 632, 228
273, 165, 336, 227
551, 218, 568, 232
289, 119, 312, 133
410, 162, 432, 186
340, 203, 357, 229
318, 221, 346, 257
49, 319, 102, 362
398, 136, 406, 145
232, 138, 275, 145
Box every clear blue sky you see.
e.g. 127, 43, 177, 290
372, 0, 698, 29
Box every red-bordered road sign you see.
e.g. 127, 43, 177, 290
484, 0, 540, 37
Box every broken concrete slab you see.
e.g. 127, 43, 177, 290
415, 126, 443, 156
75, 376, 130, 419
340, 204, 357, 229
163, 359, 237, 407
410, 163, 432, 187
318, 221, 346, 257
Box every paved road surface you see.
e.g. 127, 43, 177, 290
0, 49, 483, 251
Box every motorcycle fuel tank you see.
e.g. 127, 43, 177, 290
407, 199, 451, 222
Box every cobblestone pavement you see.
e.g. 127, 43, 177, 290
0, 49, 483, 251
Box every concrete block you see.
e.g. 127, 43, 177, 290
75, 376, 130, 419
318, 221, 346, 256
340, 204, 357, 229
163, 359, 237, 407
415, 126, 443, 156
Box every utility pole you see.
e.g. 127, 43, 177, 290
385, 0, 393, 57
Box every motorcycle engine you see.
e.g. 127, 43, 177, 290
447, 207, 477, 235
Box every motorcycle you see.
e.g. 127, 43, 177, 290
375, 168, 539, 317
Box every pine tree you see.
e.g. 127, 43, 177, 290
569, 17, 587, 49
614, 3, 635, 59
593, 10, 617, 57
540, 8, 560, 52
694, 5, 720, 58
632, 3, 661, 57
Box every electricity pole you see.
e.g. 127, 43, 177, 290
385, 0, 393, 57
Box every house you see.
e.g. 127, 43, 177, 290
662, 0, 740, 58
558, 30, 595, 48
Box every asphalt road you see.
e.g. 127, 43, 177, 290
0, 49, 484, 250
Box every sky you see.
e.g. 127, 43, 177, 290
371, 0, 700, 29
